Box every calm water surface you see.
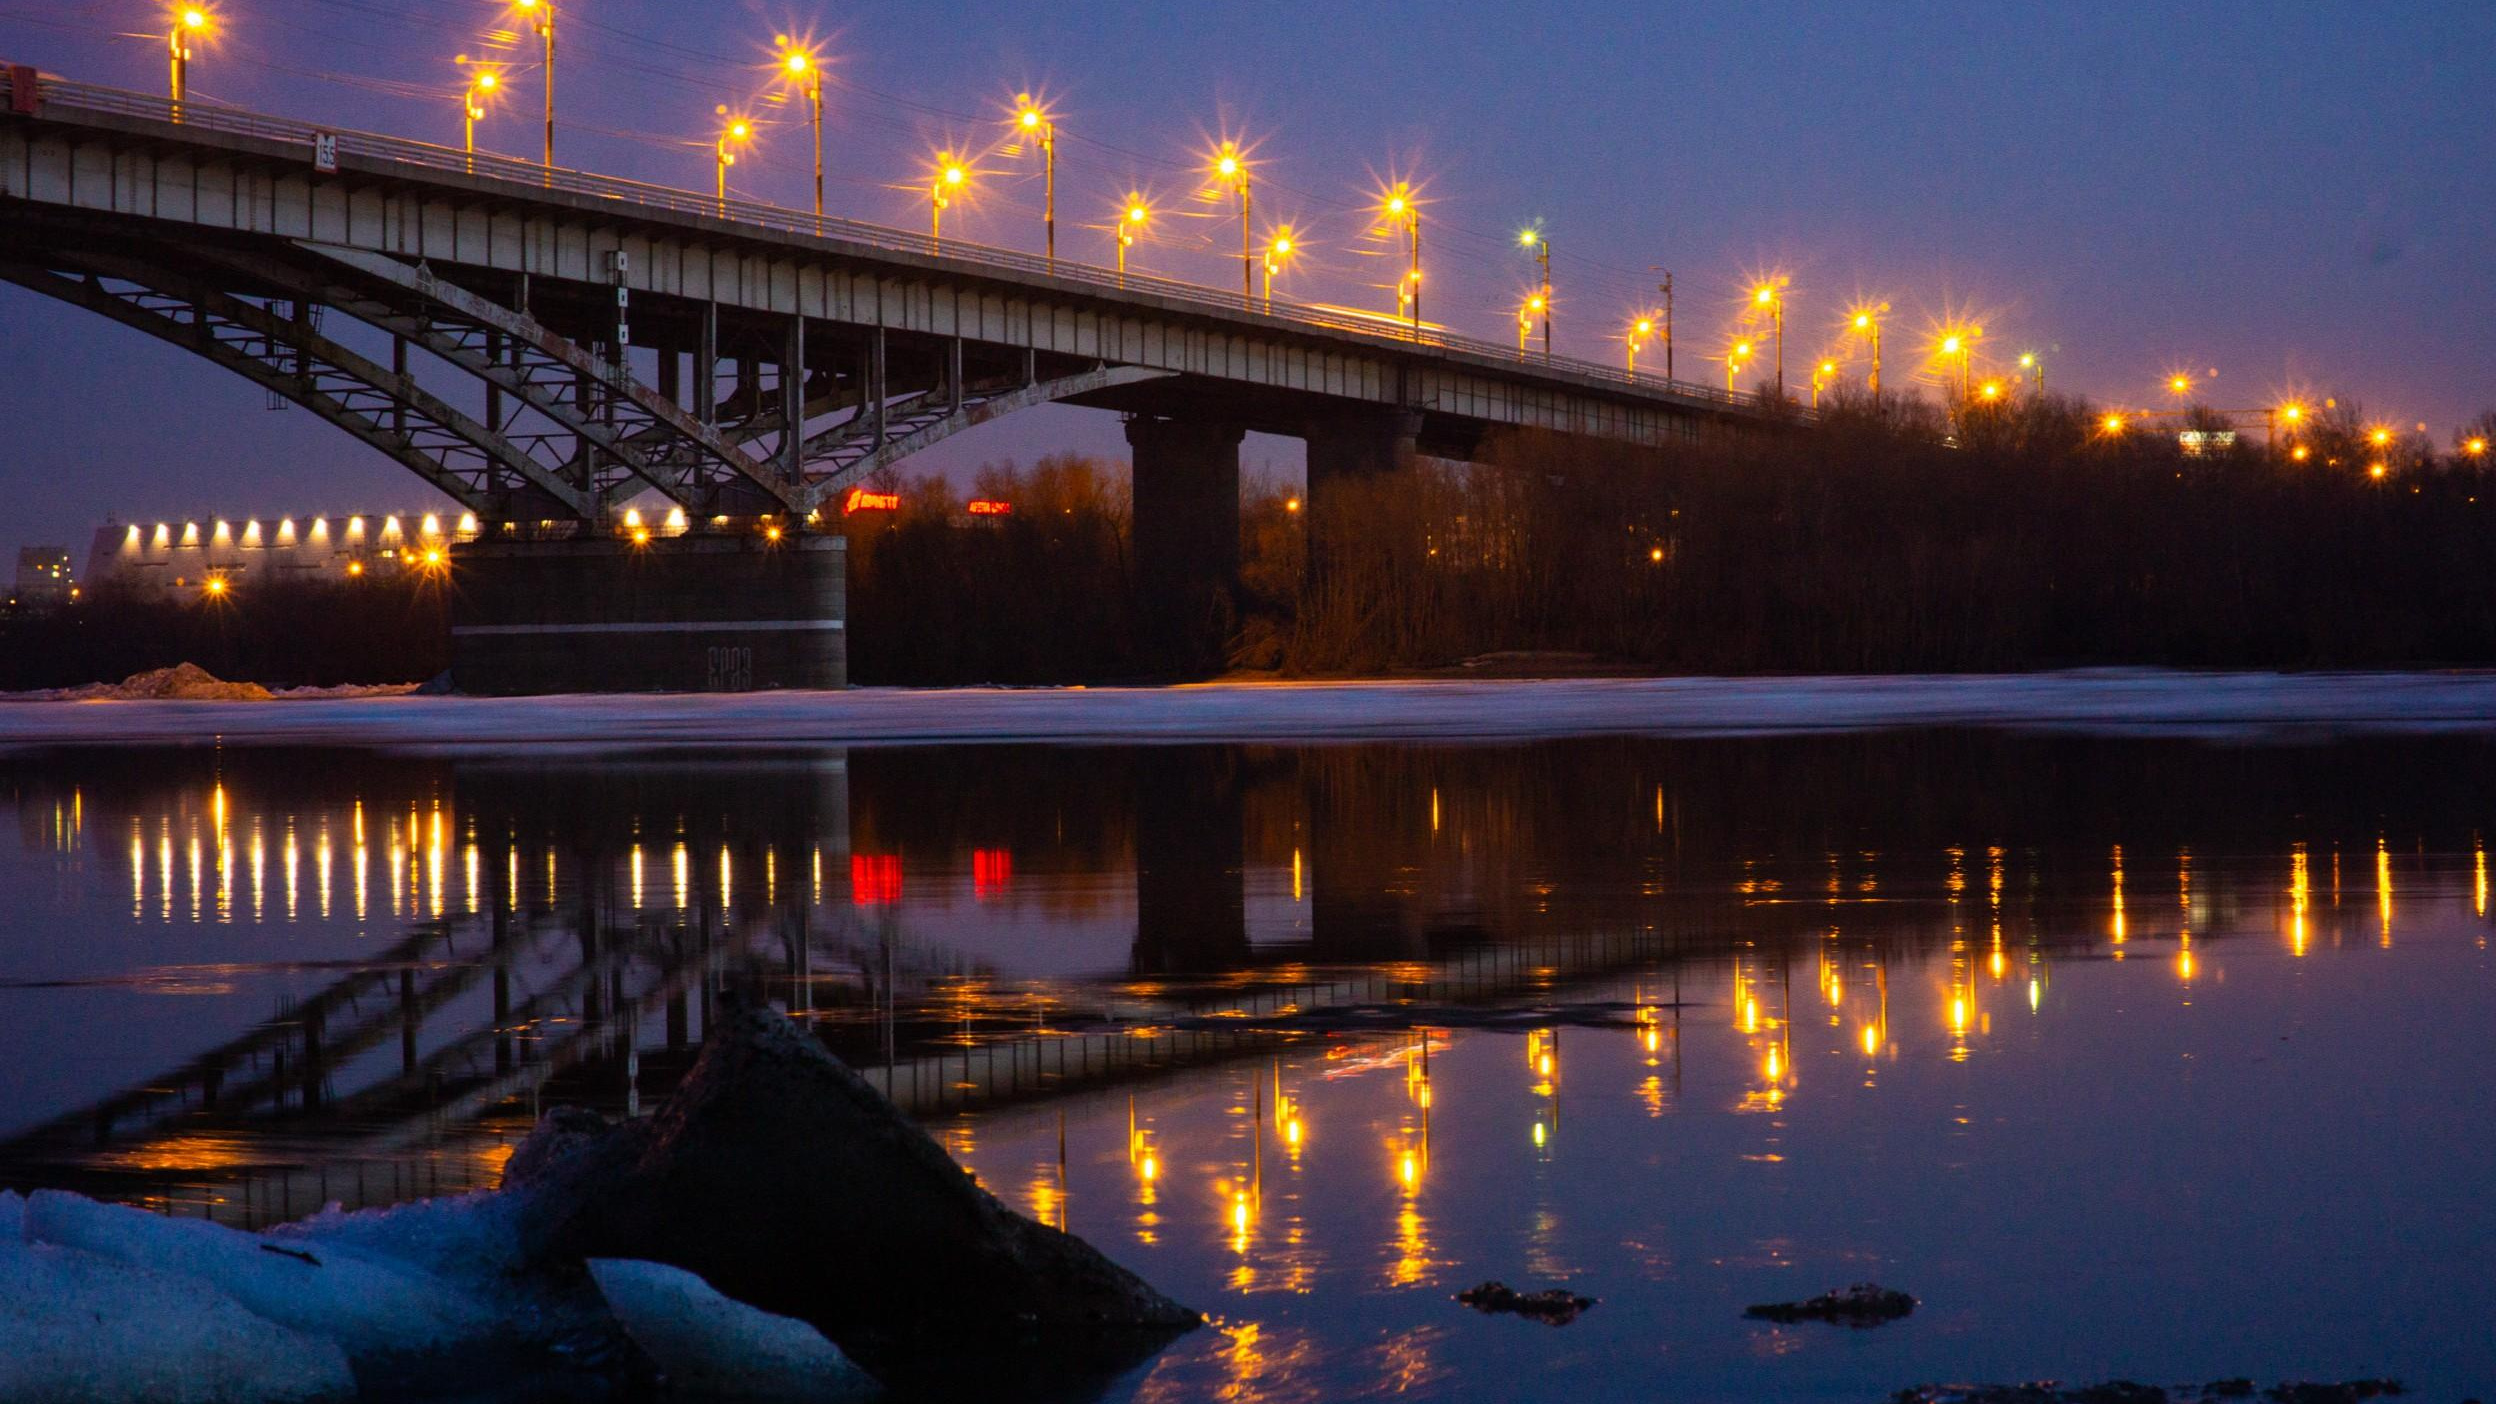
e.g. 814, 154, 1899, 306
3, 734, 2493, 1401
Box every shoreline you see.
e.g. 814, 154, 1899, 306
6, 668, 2496, 751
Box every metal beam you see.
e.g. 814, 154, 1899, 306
792, 364, 1173, 511
0, 260, 592, 518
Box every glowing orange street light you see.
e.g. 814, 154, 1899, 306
1811, 358, 1838, 408
930, 150, 970, 244
777, 38, 826, 223
1260, 224, 1298, 311
1850, 303, 1889, 397
1753, 279, 1787, 399
1519, 225, 1552, 359
454, 59, 500, 165
1381, 182, 1423, 337
1938, 327, 1980, 401
1012, 94, 1057, 262
2368, 425, 2393, 449
1727, 339, 1753, 393
1979, 379, 2005, 402
1627, 315, 1657, 379
1114, 191, 1151, 282
2168, 373, 2193, 401
2466, 436, 2490, 460
511, 0, 555, 166
2018, 351, 2042, 394
1518, 292, 1549, 359
168, 5, 213, 119
2101, 412, 2128, 436
1212, 141, 1254, 302
713, 108, 754, 212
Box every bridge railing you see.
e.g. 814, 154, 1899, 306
1, 64, 1803, 420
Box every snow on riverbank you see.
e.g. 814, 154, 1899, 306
5, 670, 2496, 751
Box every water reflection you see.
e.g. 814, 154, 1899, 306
5, 735, 2496, 1398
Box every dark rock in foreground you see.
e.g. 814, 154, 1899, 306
1454, 1280, 1597, 1326
506, 1004, 1200, 1394
1893, 1380, 2406, 1404
1745, 1281, 1916, 1327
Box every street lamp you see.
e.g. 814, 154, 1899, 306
2464, 436, 2490, 461
1938, 326, 1980, 402
1850, 303, 1888, 397
1115, 192, 1151, 283
1753, 280, 1787, 401
1261, 225, 1297, 311
1518, 293, 1547, 359
777, 38, 826, 225
1519, 226, 1551, 360
1381, 182, 1422, 338
1627, 316, 1656, 379
713, 107, 753, 213
1811, 358, 1837, 408
1728, 339, 1753, 394
454, 59, 499, 168
512, 0, 554, 167
931, 150, 970, 245
1212, 141, 1253, 303
2167, 373, 2193, 403
2018, 351, 2042, 395
1013, 94, 1056, 264
167, 5, 212, 120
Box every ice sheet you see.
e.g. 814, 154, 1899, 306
6, 670, 2496, 751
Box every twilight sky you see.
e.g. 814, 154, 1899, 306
2, 0, 2491, 562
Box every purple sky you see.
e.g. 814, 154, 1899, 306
3, 0, 2491, 561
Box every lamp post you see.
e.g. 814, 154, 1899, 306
1115, 192, 1150, 284
2019, 351, 2042, 395
1851, 303, 1888, 397
1213, 143, 1253, 302
1812, 359, 1837, 409
1519, 227, 1552, 359
513, 0, 554, 167
1382, 183, 1422, 339
713, 108, 752, 214
777, 39, 825, 226
1628, 316, 1656, 379
458, 64, 498, 171
167, 6, 211, 121
1940, 328, 1978, 402
1261, 226, 1296, 312
1518, 296, 1545, 360
1728, 340, 1752, 394
1753, 280, 1787, 401
931, 151, 969, 245
1014, 95, 1056, 264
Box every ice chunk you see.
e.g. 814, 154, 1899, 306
23, 1190, 505, 1360
0, 1229, 353, 1403
589, 1258, 879, 1401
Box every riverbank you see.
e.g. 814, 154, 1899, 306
6, 669, 2496, 751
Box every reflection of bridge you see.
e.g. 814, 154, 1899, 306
0, 67, 1798, 683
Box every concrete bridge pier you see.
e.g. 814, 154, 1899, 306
1127, 416, 1246, 676
450, 534, 847, 694
1303, 409, 1422, 583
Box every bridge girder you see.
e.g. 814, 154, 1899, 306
0, 255, 596, 520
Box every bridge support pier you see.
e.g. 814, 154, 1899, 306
450, 534, 847, 695
1127, 416, 1245, 677
1303, 410, 1421, 584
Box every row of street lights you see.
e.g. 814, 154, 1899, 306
176, 5, 2431, 430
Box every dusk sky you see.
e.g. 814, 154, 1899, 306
3, 0, 2491, 561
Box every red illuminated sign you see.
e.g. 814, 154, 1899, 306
843, 488, 901, 515
966, 500, 1014, 516
851, 853, 902, 905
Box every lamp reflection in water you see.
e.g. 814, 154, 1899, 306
2376, 839, 2394, 946
2290, 843, 2311, 956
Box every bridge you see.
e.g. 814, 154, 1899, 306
0, 64, 1792, 685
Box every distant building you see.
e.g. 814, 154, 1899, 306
82, 511, 481, 600
8, 546, 75, 612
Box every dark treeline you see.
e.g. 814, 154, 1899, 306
0, 577, 449, 690
1290, 392, 2496, 673
13, 394, 2496, 688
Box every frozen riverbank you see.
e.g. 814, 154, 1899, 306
6, 670, 2496, 751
